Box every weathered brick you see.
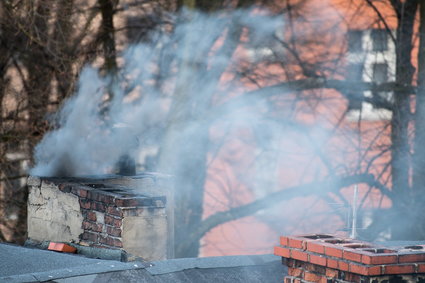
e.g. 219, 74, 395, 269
283, 258, 297, 268
324, 245, 343, 258
88, 191, 115, 203
383, 264, 415, 275
82, 221, 103, 233
87, 191, 102, 202
107, 206, 123, 217
319, 277, 332, 283
338, 260, 349, 272
82, 220, 91, 230
72, 187, 88, 198
106, 225, 122, 237
327, 258, 339, 269
307, 241, 325, 254
293, 260, 304, 268
349, 263, 381, 276
274, 246, 290, 258
303, 262, 326, 274
309, 254, 327, 266
102, 195, 116, 204
112, 238, 122, 247
325, 268, 338, 278
343, 249, 362, 262
288, 267, 303, 277
48, 242, 76, 253
361, 253, 398, 265
86, 211, 97, 222
343, 272, 361, 282
417, 263, 425, 273
280, 236, 289, 246
80, 231, 98, 242
114, 198, 125, 207
91, 201, 106, 212
99, 236, 108, 245
303, 271, 322, 282
79, 199, 91, 209
291, 249, 308, 262
99, 236, 123, 248
398, 252, 425, 263
115, 198, 146, 207
288, 237, 305, 249
284, 259, 303, 269
105, 215, 122, 227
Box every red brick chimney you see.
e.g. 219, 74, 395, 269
27, 174, 173, 261
274, 234, 425, 282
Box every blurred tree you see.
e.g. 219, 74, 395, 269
1, 0, 425, 258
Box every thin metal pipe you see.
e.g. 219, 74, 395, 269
350, 185, 358, 239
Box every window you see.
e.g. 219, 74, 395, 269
347, 30, 363, 53
372, 63, 392, 104
372, 63, 388, 83
371, 29, 388, 52
345, 28, 394, 118
348, 63, 363, 81
346, 64, 364, 110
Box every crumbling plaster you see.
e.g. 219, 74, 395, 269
27, 178, 84, 243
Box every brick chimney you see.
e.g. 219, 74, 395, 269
274, 234, 425, 282
27, 174, 173, 261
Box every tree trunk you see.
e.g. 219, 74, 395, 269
0, 1, 8, 121
412, 1, 425, 238
53, 0, 75, 100
24, 1, 53, 142
157, 28, 212, 257
98, 0, 117, 73
390, 1, 418, 240
157, 10, 242, 257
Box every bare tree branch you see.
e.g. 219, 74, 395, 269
177, 173, 388, 255
365, 0, 397, 43
211, 78, 413, 120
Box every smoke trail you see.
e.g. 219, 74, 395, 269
30, 8, 285, 177
29, 7, 341, 231
30, 5, 368, 255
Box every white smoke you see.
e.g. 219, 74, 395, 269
30, 6, 365, 255
30, 8, 286, 178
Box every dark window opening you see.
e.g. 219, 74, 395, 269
347, 30, 363, 53
346, 63, 364, 110
372, 63, 392, 106
372, 63, 388, 83
371, 29, 388, 52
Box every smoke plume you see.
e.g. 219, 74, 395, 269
30, 6, 361, 254
30, 8, 286, 178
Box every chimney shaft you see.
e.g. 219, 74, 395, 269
27, 174, 174, 261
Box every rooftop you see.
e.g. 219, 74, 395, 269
0, 243, 285, 283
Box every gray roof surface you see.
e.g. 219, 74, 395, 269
0, 243, 143, 282
0, 244, 286, 283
